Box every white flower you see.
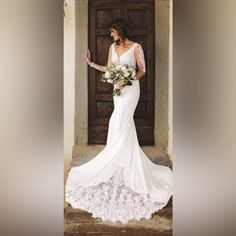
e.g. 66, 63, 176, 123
116, 65, 122, 70
123, 72, 129, 78
107, 79, 113, 83
104, 71, 110, 78
114, 84, 120, 89
121, 66, 127, 72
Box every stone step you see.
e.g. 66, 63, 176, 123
64, 230, 172, 236
65, 226, 172, 236
71, 146, 172, 169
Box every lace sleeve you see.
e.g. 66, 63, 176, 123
107, 44, 113, 68
134, 44, 146, 73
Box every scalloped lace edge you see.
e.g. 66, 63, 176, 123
65, 166, 167, 224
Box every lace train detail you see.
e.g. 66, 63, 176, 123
65, 167, 166, 224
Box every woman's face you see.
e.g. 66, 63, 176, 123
110, 28, 119, 41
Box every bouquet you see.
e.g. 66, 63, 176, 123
101, 64, 136, 96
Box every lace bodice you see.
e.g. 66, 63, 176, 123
108, 42, 146, 73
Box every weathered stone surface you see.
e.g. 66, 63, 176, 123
64, 198, 172, 236
70, 146, 172, 170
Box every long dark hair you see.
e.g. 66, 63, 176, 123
109, 18, 134, 45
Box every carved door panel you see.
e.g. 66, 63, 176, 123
88, 0, 155, 145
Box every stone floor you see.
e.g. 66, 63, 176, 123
64, 147, 173, 235
64, 197, 172, 236
70, 147, 172, 169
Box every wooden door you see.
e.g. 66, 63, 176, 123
88, 0, 155, 145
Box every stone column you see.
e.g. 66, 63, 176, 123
155, 0, 170, 151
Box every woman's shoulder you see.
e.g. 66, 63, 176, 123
109, 43, 116, 51
136, 42, 142, 46
125, 41, 141, 50
132, 42, 143, 50
128, 40, 139, 47
129, 41, 141, 47
110, 42, 116, 49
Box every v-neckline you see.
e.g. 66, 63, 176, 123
114, 42, 136, 59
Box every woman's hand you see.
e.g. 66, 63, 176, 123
85, 49, 92, 66
114, 84, 126, 90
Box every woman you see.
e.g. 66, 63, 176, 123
65, 18, 173, 224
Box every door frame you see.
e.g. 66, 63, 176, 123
73, 0, 171, 160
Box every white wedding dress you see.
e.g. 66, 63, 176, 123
65, 42, 173, 224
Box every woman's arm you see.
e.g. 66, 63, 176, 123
133, 44, 146, 80
85, 46, 112, 73
85, 49, 106, 72
106, 45, 113, 68
89, 62, 106, 72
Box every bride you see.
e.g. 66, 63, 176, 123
65, 18, 173, 224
